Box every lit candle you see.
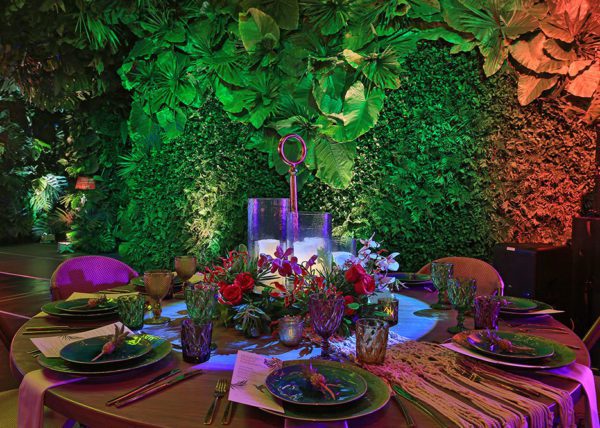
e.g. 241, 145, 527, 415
332, 251, 353, 267
255, 239, 283, 288
292, 237, 327, 273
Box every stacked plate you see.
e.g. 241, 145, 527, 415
41, 298, 119, 320
38, 334, 172, 375
388, 272, 432, 289
260, 360, 390, 422
451, 329, 576, 369
499, 296, 554, 318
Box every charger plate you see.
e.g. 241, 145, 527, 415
260, 359, 390, 422
38, 335, 171, 375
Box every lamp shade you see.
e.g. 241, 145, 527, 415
75, 176, 95, 190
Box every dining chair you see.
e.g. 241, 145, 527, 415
50, 256, 138, 301
417, 256, 505, 296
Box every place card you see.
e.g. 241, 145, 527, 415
228, 350, 284, 413
30, 322, 132, 358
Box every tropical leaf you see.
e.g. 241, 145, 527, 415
569, 60, 593, 77
301, 0, 355, 35
156, 107, 187, 139
315, 139, 356, 189
540, 0, 591, 43
566, 61, 600, 98
242, 0, 299, 30
509, 32, 568, 74
407, 0, 442, 22
313, 67, 347, 114
583, 90, 600, 124
343, 47, 401, 89
517, 74, 559, 105
326, 81, 385, 142
239, 8, 280, 52
543, 38, 577, 61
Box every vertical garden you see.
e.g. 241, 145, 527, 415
0, 0, 597, 271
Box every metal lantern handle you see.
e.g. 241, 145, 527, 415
278, 134, 307, 214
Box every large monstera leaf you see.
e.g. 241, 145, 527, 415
440, 0, 540, 76
149, 51, 198, 111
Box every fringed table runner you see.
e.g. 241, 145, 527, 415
334, 334, 575, 428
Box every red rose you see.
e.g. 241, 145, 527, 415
234, 272, 255, 293
345, 264, 366, 283
217, 281, 229, 291
344, 295, 356, 315
354, 274, 375, 295
220, 284, 243, 305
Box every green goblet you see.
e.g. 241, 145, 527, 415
144, 270, 173, 325
430, 261, 454, 310
447, 278, 477, 333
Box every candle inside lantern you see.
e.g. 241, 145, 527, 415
292, 237, 328, 273
332, 251, 353, 267
377, 297, 399, 326
278, 315, 304, 347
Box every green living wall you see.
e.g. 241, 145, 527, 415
118, 43, 595, 272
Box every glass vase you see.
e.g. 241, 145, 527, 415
248, 198, 290, 259
287, 212, 332, 272
184, 283, 217, 324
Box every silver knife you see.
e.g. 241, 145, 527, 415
114, 370, 203, 408
106, 368, 181, 406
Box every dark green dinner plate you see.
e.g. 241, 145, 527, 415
261, 360, 390, 422
467, 331, 554, 360
500, 296, 538, 312
38, 335, 171, 375
60, 335, 152, 365
41, 301, 118, 320
55, 298, 118, 314
265, 362, 368, 406
453, 331, 575, 369
499, 298, 553, 318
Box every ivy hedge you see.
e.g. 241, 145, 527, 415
117, 43, 594, 272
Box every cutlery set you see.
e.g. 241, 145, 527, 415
204, 378, 234, 425
23, 326, 88, 336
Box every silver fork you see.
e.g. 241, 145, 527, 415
203, 378, 228, 425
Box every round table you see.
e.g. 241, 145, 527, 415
10, 289, 590, 428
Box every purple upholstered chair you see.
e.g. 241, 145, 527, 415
50, 256, 138, 301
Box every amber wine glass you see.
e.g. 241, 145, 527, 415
175, 255, 197, 289
144, 270, 173, 325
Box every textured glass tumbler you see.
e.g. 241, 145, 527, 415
431, 262, 454, 310
309, 294, 345, 359
474, 295, 501, 330
184, 284, 216, 324
377, 298, 399, 327
447, 278, 477, 333
181, 319, 213, 364
356, 318, 389, 364
116, 295, 145, 331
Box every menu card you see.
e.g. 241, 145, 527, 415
228, 350, 284, 413
67, 291, 139, 300
30, 322, 132, 358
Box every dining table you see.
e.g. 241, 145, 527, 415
10, 287, 590, 428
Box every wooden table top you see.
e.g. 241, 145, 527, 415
10, 289, 590, 428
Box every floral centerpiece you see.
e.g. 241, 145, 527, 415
205, 235, 398, 339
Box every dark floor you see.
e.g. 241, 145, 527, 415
0, 243, 85, 390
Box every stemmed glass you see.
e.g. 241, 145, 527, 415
144, 270, 173, 325
309, 294, 345, 359
430, 261, 454, 310
447, 278, 477, 333
175, 255, 197, 289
